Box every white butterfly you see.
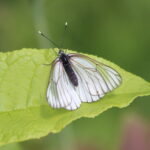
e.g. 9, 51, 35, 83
47, 50, 122, 110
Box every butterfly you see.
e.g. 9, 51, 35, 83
38, 25, 122, 110
46, 49, 122, 110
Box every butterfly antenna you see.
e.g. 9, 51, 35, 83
60, 22, 68, 49
38, 31, 60, 48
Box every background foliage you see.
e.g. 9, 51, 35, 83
0, 0, 150, 150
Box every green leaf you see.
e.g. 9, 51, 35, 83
0, 48, 150, 146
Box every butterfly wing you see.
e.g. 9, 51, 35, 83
47, 59, 81, 110
47, 53, 121, 110
69, 54, 122, 103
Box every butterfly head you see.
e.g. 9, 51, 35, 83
58, 49, 65, 55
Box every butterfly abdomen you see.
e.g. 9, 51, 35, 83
60, 52, 78, 86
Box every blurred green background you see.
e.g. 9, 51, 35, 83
0, 0, 150, 150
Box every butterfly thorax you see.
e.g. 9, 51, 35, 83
59, 50, 78, 86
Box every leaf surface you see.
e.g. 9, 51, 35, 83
0, 48, 149, 146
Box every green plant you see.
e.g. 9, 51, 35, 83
0, 48, 149, 146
